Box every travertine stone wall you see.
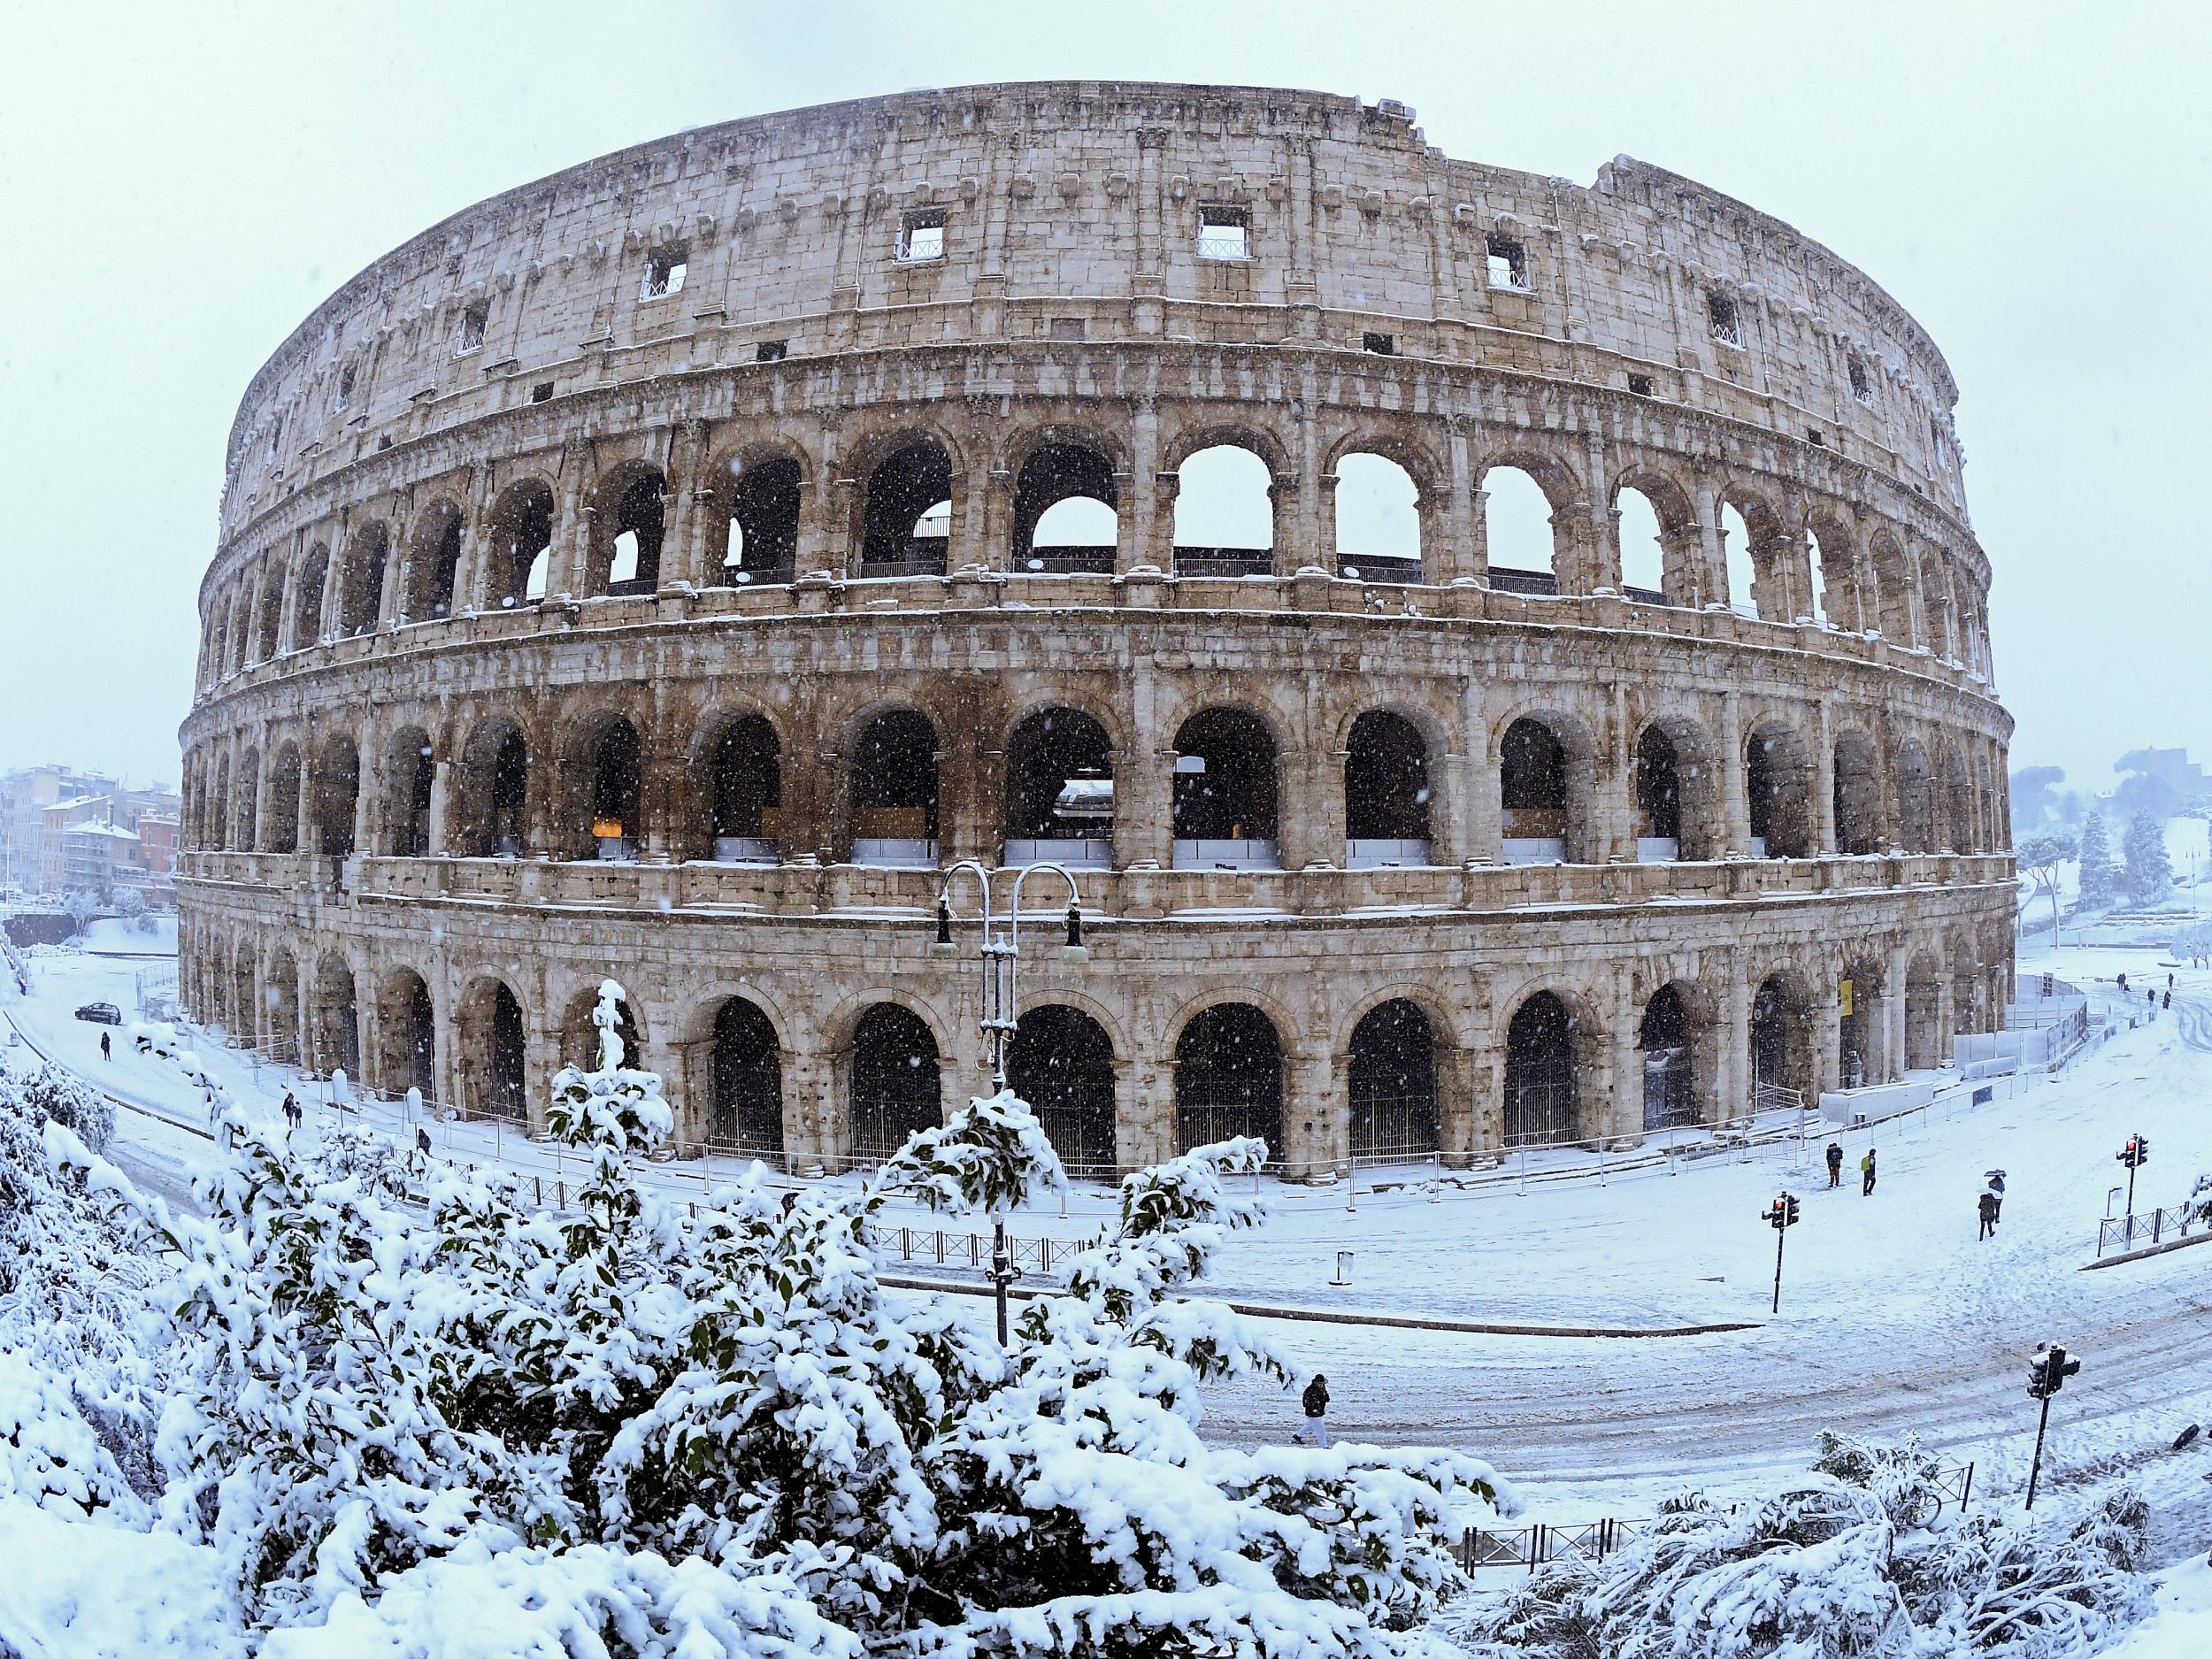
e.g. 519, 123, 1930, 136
179, 83, 2013, 1179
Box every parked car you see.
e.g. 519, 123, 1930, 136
73, 1002, 123, 1025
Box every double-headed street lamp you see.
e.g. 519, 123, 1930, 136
932, 859, 1088, 1344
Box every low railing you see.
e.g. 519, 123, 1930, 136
1171, 549, 1274, 578
1336, 555, 1424, 585
1014, 547, 1116, 574
2096, 1201, 2210, 1258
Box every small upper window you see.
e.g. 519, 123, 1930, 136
899, 210, 946, 262
1628, 373, 1655, 396
335, 365, 355, 411
755, 339, 787, 363
1362, 331, 1396, 356
642, 245, 689, 299
1048, 316, 1086, 341
1197, 206, 1249, 261
1847, 354, 1872, 403
1486, 234, 1529, 292
1708, 289, 1742, 347
529, 380, 554, 403
457, 301, 488, 356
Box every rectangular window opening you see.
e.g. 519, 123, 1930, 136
529, 380, 554, 404
1806, 426, 1825, 446
641, 245, 689, 299
457, 301, 488, 356
1847, 354, 1871, 402
1362, 331, 1395, 356
1708, 289, 1742, 347
755, 339, 787, 363
1048, 316, 1086, 341
1628, 373, 1655, 396
335, 365, 355, 411
1485, 234, 1529, 292
1197, 206, 1249, 261
899, 210, 947, 262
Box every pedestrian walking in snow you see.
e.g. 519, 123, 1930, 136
2118, 972, 2129, 995
99, 1030, 110, 1060
1861, 1148, 1878, 1196
1824, 1141, 1844, 1188
414, 1125, 432, 1171
281, 1091, 298, 1133
1298, 1374, 1332, 1448
2162, 990, 2171, 1011
1977, 1187, 2000, 1240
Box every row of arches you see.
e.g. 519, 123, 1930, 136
182, 918, 2013, 1177
186, 695, 2008, 868
198, 419, 1992, 690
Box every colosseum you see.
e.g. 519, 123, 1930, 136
177, 81, 2014, 1181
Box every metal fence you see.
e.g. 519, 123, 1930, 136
2097, 1201, 2211, 1258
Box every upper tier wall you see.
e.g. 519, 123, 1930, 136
218, 81, 1970, 541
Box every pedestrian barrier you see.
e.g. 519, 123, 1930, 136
2096, 1201, 2208, 1258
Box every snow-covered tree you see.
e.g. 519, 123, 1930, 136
2076, 811, 2116, 910
113, 887, 148, 926
2015, 832, 2076, 941
2121, 810, 2172, 905
1450, 1433, 2149, 1659
150, 979, 1513, 1647
60, 887, 100, 936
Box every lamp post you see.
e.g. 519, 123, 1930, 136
932, 858, 1089, 1346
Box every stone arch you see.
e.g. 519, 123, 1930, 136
588, 460, 668, 596
554, 706, 647, 860
1171, 1000, 1284, 1157
382, 724, 435, 856
559, 979, 646, 1071
1940, 745, 1974, 854
254, 560, 288, 659
483, 476, 557, 606
1612, 466, 1699, 604
1833, 727, 1885, 854
706, 995, 785, 1155
1837, 953, 1887, 1087
1866, 531, 1919, 645
308, 733, 360, 857
403, 497, 465, 621
266, 741, 302, 853
1171, 704, 1280, 868
234, 748, 260, 853
1171, 434, 1279, 573
1636, 978, 1714, 1131
1347, 996, 1440, 1162
1633, 711, 1722, 862
1010, 433, 1120, 572
848, 1001, 942, 1164
1007, 1003, 1118, 1176
1477, 450, 1580, 590
689, 707, 784, 862
1807, 509, 1863, 631
263, 944, 302, 1065
710, 449, 803, 587
455, 974, 529, 1122
1748, 966, 1819, 1103
336, 520, 388, 635
1330, 447, 1425, 580
1497, 708, 1594, 864
849, 706, 940, 864
1004, 704, 1114, 865
1502, 986, 1598, 1146
1343, 707, 1433, 864
375, 965, 440, 1100
856, 433, 956, 574
1920, 552, 1957, 660
289, 543, 330, 649
455, 715, 530, 857
1745, 718, 1815, 859
311, 950, 364, 1079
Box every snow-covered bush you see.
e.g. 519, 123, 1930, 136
153, 979, 1511, 1647
298, 1121, 413, 1203
1450, 1433, 2149, 1659
2, 1060, 116, 1155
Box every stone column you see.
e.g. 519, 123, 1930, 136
1885, 943, 1911, 1082
1435, 1043, 1476, 1168
554, 457, 591, 599
1609, 993, 1642, 1144
1464, 687, 1501, 864
1284, 1049, 1340, 1180
1438, 419, 1479, 584
1125, 398, 1163, 572
1719, 692, 1750, 856
427, 758, 454, 856
1816, 991, 1841, 1101
1693, 476, 1727, 603
1812, 701, 1838, 854
1719, 971, 1751, 1124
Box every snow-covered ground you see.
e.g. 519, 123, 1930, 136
9, 932, 2212, 1560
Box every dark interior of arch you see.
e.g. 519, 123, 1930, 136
712, 997, 783, 1154
1172, 709, 1278, 840
1007, 1004, 1117, 1175
590, 719, 643, 845
1013, 443, 1118, 568
488, 983, 526, 1121
401, 974, 436, 1098
726, 457, 801, 584
1005, 708, 1112, 839
340, 527, 387, 635
394, 737, 434, 856
606, 472, 666, 594
1635, 726, 1682, 841
1501, 718, 1568, 841
311, 742, 359, 857
1747, 728, 1812, 857
412, 512, 463, 619
1833, 735, 1884, 855
1348, 997, 1437, 1158
710, 716, 782, 841
1639, 984, 1696, 1130
850, 1003, 939, 1161
1344, 710, 1430, 841
1173, 1002, 1282, 1156
1503, 991, 1577, 1145
860, 442, 952, 570
290, 549, 328, 648
267, 749, 301, 854
488, 482, 555, 605
851, 710, 939, 836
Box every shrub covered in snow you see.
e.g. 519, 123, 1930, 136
1450, 1433, 2150, 1659
142, 980, 1509, 1649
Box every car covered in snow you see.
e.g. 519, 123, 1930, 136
73, 1002, 123, 1025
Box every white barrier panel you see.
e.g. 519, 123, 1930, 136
1819, 1078, 1936, 1125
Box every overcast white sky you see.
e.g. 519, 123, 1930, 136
1, 0, 2202, 795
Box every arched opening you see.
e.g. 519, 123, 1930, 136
255, 568, 288, 659
1905, 956, 1943, 1071
406, 503, 464, 620
1639, 985, 1698, 1131
288, 545, 328, 649
266, 745, 301, 853
1003, 707, 1113, 867
1172, 444, 1273, 576
1481, 465, 1557, 594
485, 480, 556, 607
586, 718, 643, 860
719, 456, 802, 587
204, 609, 229, 688
1870, 537, 1918, 646
1719, 503, 1757, 616
310, 739, 359, 858
1746, 724, 1813, 859
1501, 717, 1571, 863
1750, 973, 1815, 1104
1834, 733, 1884, 855
849, 1003, 940, 1163
1348, 999, 1439, 1162
1503, 991, 1579, 1146
1007, 1004, 1117, 1177
211, 757, 230, 851
1013, 443, 1118, 574
1333, 452, 1421, 583
1922, 560, 1956, 660
382, 971, 437, 1100
860, 440, 952, 575
1171, 708, 1279, 869
563, 987, 642, 1071
595, 468, 667, 596
710, 997, 784, 1156
460, 979, 527, 1123
1898, 741, 1935, 854
311, 955, 358, 1078
1838, 962, 1880, 1088
337, 524, 388, 635
1804, 528, 1832, 626
1635, 725, 1683, 860
707, 715, 781, 862
1617, 487, 1667, 603
1950, 936, 1983, 1035
1344, 710, 1432, 866
388, 730, 434, 856
457, 721, 529, 858
850, 710, 939, 865
1174, 1002, 1282, 1156
264, 950, 300, 1066
1942, 749, 1974, 854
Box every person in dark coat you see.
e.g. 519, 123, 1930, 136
1978, 1187, 2001, 1240
99, 1030, 111, 1060
1824, 1141, 1845, 1188
1299, 1374, 1332, 1448
1861, 1148, 1878, 1196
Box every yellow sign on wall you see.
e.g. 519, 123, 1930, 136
1839, 978, 1855, 1018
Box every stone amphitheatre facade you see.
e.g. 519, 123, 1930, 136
177, 81, 2014, 1179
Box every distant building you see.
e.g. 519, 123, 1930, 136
1, 765, 117, 891
2, 766, 179, 899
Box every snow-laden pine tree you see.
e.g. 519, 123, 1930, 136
2076, 810, 2116, 910
146, 980, 1511, 1652
2120, 810, 2172, 905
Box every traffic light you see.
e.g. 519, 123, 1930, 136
2049, 1344, 2081, 1391
1785, 1193, 1801, 1227
2116, 1135, 2151, 1169
1763, 1193, 1800, 1230
2028, 1342, 2083, 1399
